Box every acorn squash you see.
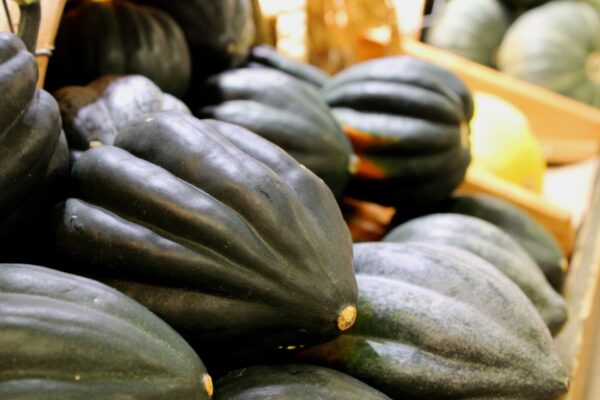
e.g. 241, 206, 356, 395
444, 194, 567, 291
55, 75, 190, 150
0, 263, 212, 399
384, 213, 567, 334
215, 365, 391, 400
298, 242, 569, 399
47, 0, 191, 97
322, 56, 472, 208
498, 1, 600, 108
0, 32, 68, 260
51, 112, 357, 369
426, 0, 511, 67
137, 0, 255, 94
197, 68, 355, 198
247, 45, 331, 88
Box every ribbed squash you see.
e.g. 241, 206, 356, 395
445, 194, 567, 291
498, 1, 600, 108
247, 45, 331, 88
0, 32, 68, 260
298, 243, 569, 400
0, 263, 212, 399
137, 0, 255, 91
47, 0, 191, 97
426, 0, 511, 67
384, 213, 566, 334
322, 56, 472, 208
197, 68, 355, 198
55, 75, 190, 150
215, 365, 391, 400
51, 112, 357, 369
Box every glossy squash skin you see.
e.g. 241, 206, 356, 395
47, 0, 191, 97
445, 194, 567, 291
55, 75, 190, 150
215, 365, 391, 400
384, 213, 567, 334
426, 0, 511, 67
298, 243, 569, 400
0, 32, 68, 260
51, 112, 358, 369
322, 56, 472, 208
0, 263, 212, 399
246, 45, 331, 88
197, 68, 355, 198
498, 1, 600, 108
137, 0, 255, 93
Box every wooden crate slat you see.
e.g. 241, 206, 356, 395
554, 161, 600, 399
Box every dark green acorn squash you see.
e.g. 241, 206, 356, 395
322, 56, 473, 208
499, 0, 551, 11
0, 263, 212, 399
51, 112, 358, 369
215, 364, 391, 400
426, 0, 511, 67
0, 32, 68, 260
498, 1, 600, 108
298, 242, 569, 400
384, 213, 567, 334
136, 0, 255, 93
197, 68, 355, 198
55, 75, 190, 150
444, 194, 567, 291
47, 0, 191, 97
247, 45, 331, 88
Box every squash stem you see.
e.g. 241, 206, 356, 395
16, 0, 40, 53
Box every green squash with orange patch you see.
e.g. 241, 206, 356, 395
322, 56, 472, 208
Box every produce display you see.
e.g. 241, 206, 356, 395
215, 364, 392, 399
298, 243, 569, 399
322, 56, 473, 208
55, 75, 190, 150
384, 214, 567, 334
0, 263, 213, 399
1, 0, 588, 398
426, 0, 511, 67
197, 67, 355, 197
47, 0, 192, 97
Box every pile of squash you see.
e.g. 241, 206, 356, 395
426, 0, 600, 108
0, 0, 572, 398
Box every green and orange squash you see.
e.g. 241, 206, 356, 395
197, 68, 355, 198
384, 213, 567, 334
0, 263, 212, 399
247, 45, 331, 88
0, 32, 68, 260
498, 1, 600, 108
47, 0, 191, 97
55, 75, 190, 150
51, 112, 357, 369
215, 365, 391, 399
322, 56, 473, 208
426, 0, 511, 67
298, 242, 569, 399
